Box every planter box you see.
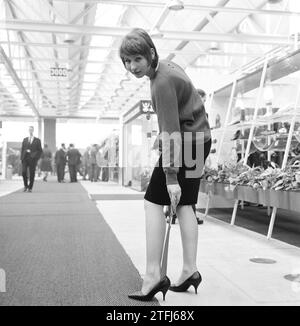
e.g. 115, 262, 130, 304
269, 189, 300, 212
200, 181, 300, 212
200, 181, 236, 200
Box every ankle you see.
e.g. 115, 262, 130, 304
182, 267, 197, 276
144, 271, 161, 282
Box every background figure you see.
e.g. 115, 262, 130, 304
89, 144, 99, 182
67, 144, 81, 183
40, 144, 52, 182
55, 143, 67, 183
96, 149, 103, 181
82, 146, 91, 180
101, 150, 109, 182
21, 126, 43, 192
197, 88, 207, 104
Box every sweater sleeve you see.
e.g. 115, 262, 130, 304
153, 78, 182, 185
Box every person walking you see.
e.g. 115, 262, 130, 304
20, 126, 43, 192
55, 143, 67, 183
66, 144, 81, 183
40, 144, 52, 182
119, 28, 211, 301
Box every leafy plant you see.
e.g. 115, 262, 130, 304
203, 161, 300, 191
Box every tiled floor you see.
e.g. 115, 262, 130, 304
1, 178, 300, 306
0, 178, 23, 198
81, 181, 300, 306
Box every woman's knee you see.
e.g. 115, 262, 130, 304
176, 205, 193, 217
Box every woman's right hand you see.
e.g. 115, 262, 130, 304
167, 183, 181, 211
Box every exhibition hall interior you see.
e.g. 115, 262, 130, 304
1, 0, 300, 306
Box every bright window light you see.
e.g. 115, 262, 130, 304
85, 63, 104, 74
289, 0, 300, 34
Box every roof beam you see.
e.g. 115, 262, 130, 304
0, 20, 294, 45
0, 41, 265, 57
49, 0, 300, 17
70, 3, 97, 24
9, 56, 122, 65
0, 46, 40, 118
0, 114, 119, 121
4, 0, 55, 111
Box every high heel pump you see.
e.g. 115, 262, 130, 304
128, 276, 171, 301
169, 271, 202, 294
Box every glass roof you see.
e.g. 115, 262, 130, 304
0, 0, 300, 121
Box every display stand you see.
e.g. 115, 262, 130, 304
203, 48, 300, 239
200, 180, 300, 236
121, 100, 157, 191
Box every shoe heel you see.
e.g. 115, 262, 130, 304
161, 276, 170, 301
192, 276, 201, 294
161, 286, 169, 301
193, 284, 198, 294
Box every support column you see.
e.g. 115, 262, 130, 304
118, 116, 124, 186
37, 118, 43, 141
0, 121, 6, 180
43, 118, 56, 154
1, 141, 7, 180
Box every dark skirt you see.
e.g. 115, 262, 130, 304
40, 158, 52, 172
144, 139, 211, 206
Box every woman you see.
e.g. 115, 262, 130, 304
40, 144, 52, 182
119, 28, 211, 301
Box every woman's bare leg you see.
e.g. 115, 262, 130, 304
142, 200, 166, 294
175, 205, 198, 284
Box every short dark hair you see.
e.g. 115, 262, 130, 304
119, 28, 159, 69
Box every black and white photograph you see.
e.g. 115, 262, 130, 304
1, 0, 300, 310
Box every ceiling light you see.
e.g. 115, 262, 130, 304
64, 33, 75, 44
167, 0, 184, 11
208, 42, 221, 53
268, 0, 283, 3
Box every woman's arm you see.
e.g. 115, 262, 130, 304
153, 78, 181, 185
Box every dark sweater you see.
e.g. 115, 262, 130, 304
150, 60, 211, 185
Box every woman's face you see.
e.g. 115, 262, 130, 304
123, 54, 151, 78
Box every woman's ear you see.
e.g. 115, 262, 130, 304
151, 48, 155, 60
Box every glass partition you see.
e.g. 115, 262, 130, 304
123, 102, 158, 191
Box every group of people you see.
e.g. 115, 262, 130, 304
38, 142, 82, 183
81, 144, 109, 183
20, 127, 110, 192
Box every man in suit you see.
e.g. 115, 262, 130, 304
66, 144, 81, 182
55, 143, 67, 183
21, 126, 43, 192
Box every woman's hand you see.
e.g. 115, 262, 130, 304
167, 184, 181, 211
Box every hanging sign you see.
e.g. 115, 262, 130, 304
140, 100, 154, 114
50, 67, 68, 77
